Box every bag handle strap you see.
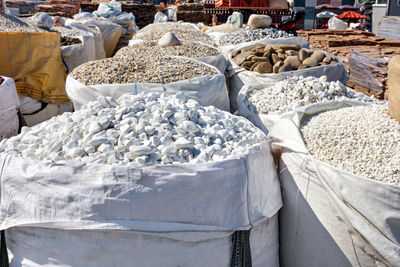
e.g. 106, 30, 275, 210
230, 230, 252, 267
0, 231, 9, 267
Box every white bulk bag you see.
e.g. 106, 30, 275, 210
55, 26, 97, 73
93, 0, 121, 17
226, 39, 347, 112
69, 18, 123, 58
64, 20, 107, 60
195, 43, 228, 73
0, 76, 19, 141
328, 16, 348, 30
267, 101, 400, 267
0, 136, 281, 266
154, 11, 169, 23
6, 215, 278, 267
66, 58, 230, 111
207, 31, 227, 46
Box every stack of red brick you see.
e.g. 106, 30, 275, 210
215, 0, 270, 8
35, 0, 81, 18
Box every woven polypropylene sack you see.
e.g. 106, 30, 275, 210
0, 32, 68, 104
0, 76, 19, 141
67, 19, 122, 58
267, 101, 400, 267
66, 57, 230, 111
0, 131, 281, 266
55, 27, 97, 73
225, 39, 347, 112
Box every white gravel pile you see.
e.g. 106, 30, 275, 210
301, 105, 400, 185
219, 27, 293, 45
245, 76, 378, 115
0, 92, 265, 167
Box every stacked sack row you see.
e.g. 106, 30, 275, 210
0, 12, 399, 266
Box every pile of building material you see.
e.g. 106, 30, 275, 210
0, 0, 5, 13
174, 3, 211, 24
79, 1, 98, 13
120, 2, 156, 29
5, 0, 44, 15
297, 30, 400, 60
35, 0, 80, 18
377, 16, 400, 41
347, 51, 389, 100
297, 29, 400, 99
80, 2, 157, 29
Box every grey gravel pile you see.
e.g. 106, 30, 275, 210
0, 13, 43, 32
301, 105, 400, 185
219, 27, 293, 45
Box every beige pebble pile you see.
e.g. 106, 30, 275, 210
301, 105, 400, 185
134, 23, 213, 45
71, 55, 217, 86
115, 40, 220, 60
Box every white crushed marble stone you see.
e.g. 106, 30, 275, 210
245, 76, 380, 115
219, 27, 293, 45
301, 105, 400, 185
0, 92, 265, 167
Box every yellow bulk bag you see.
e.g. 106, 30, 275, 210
0, 32, 68, 103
